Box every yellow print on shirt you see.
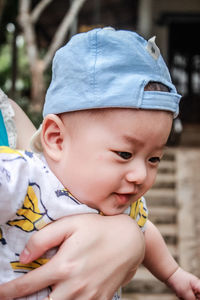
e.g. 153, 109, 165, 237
10, 257, 49, 272
0, 146, 23, 157
7, 184, 47, 232
130, 198, 148, 229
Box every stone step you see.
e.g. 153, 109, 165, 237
155, 224, 178, 245
145, 189, 176, 206
123, 267, 173, 294
123, 274, 170, 294
135, 267, 155, 280
153, 173, 176, 189
122, 293, 177, 300
148, 206, 177, 224
157, 223, 177, 237
158, 160, 176, 174
162, 151, 176, 161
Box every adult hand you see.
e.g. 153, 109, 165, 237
0, 214, 144, 300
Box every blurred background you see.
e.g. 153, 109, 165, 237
0, 1, 200, 299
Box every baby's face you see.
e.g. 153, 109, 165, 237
59, 108, 172, 215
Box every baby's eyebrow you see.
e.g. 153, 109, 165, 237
122, 135, 144, 146
122, 135, 168, 151
153, 144, 168, 153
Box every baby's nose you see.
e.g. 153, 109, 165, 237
125, 160, 147, 185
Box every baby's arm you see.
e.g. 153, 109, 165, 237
9, 99, 36, 150
143, 220, 178, 281
143, 220, 200, 299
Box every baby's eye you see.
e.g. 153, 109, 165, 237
149, 156, 161, 164
116, 151, 132, 160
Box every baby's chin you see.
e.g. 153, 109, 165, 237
99, 205, 128, 216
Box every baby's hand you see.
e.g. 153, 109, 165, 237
166, 267, 200, 300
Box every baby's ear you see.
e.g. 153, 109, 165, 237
41, 114, 65, 161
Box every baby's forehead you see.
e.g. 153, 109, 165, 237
61, 107, 173, 126
60, 108, 172, 150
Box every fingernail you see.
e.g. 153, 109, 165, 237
20, 247, 31, 263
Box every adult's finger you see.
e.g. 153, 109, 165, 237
0, 260, 57, 299
0, 214, 144, 300
0, 216, 78, 299
0, 236, 80, 300
20, 216, 76, 263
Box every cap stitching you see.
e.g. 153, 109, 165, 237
91, 30, 98, 103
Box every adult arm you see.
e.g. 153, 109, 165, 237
9, 99, 36, 149
0, 214, 145, 300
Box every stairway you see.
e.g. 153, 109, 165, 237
122, 148, 178, 300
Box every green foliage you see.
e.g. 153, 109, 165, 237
0, 29, 43, 128
0, 34, 12, 90
15, 96, 43, 129
0, 29, 30, 91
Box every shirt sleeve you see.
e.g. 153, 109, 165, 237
129, 197, 148, 232
0, 146, 29, 224
0, 89, 17, 148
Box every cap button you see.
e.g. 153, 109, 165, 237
146, 36, 160, 60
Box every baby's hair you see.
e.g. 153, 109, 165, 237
144, 81, 169, 92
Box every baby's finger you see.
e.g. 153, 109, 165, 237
184, 290, 197, 300
177, 289, 197, 300
195, 292, 200, 299
191, 278, 200, 299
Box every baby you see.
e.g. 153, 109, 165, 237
0, 28, 200, 300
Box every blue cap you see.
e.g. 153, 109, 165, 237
43, 27, 181, 118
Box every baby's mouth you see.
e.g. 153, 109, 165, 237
115, 193, 132, 206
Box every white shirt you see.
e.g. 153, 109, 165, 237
0, 146, 148, 299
